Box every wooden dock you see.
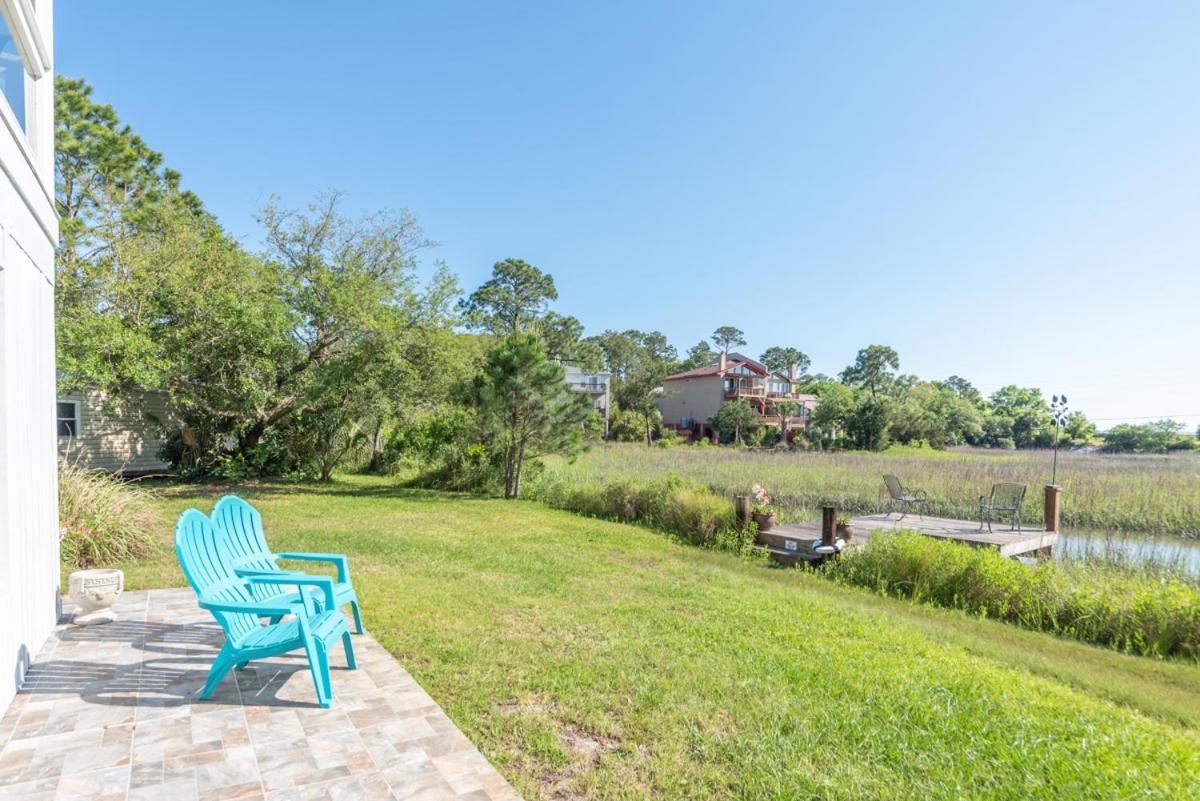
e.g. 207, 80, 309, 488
758, 513, 1057, 562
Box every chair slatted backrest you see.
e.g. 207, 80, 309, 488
883, 474, 905, 500
175, 508, 261, 646
212, 496, 280, 602
990, 483, 1026, 510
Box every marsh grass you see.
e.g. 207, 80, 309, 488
542, 444, 1200, 535
58, 460, 162, 569
827, 531, 1200, 659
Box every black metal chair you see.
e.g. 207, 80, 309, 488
883, 474, 928, 520
979, 483, 1026, 533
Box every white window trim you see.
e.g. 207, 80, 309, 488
56, 399, 80, 440
0, 0, 49, 79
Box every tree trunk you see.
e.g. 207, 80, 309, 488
512, 441, 526, 498
367, 417, 384, 472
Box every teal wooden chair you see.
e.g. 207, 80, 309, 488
174, 508, 356, 708
212, 495, 364, 634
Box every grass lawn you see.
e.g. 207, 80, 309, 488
120, 476, 1200, 800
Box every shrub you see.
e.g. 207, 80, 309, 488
526, 473, 745, 554
58, 461, 161, 569
825, 532, 1200, 658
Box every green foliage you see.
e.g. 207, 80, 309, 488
840, 344, 899, 400
1103, 420, 1191, 453
528, 473, 749, 554
680, 339, 716, 370
710, 325, 746, 355
474, 334, 593, 497
58, 461, 161, 569
846, 397, 892, 451
826, 532, 1200, 658
759, 346, 810, 375
459, 258, 557, 336
710, 399, 762, 444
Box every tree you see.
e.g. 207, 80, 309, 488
1063, 411, 1097, 445
806, 381, 859, 445
1102, 420, 1186, 454
759, 347, 811, 376
988, 386, 1051, 448
473, 334, 592, 498
710, 399, 761, 445
459, 258, 557, 336
681, 340, 716, 370
55, 75, 208, 394
846, 398, 892, 451
941, 375, 984, 407
711, 326, 746, 356
840, 345, 899, 400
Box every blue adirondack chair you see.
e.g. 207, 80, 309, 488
174, 509, 356, 708
212, 495, 364, 634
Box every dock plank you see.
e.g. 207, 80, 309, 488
847, 513, 1057, 558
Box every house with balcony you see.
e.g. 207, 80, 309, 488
657, 353, 818, 442
563, 363, 611, 436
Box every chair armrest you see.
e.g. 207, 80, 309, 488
235, 567, 306, 578
245, 575, 336, 613
199, 598, 296, 617
276, 552, 350, 583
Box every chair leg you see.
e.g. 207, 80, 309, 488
236, 661, 250, 671
350, 599, 364, 635
315, 642, 334, 706
302, 635, 331, 708
200, 649, 236, 700
342, 630, 357, 670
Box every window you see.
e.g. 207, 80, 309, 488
0, 15, 25, 130
56, 401, 78, 437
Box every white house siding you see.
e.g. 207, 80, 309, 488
658, 375, 725, 428
0, 0, 57, 713
58, 388, 173, 474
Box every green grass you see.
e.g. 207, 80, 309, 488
537, 443, 1200, 535
112, 475, 1200, 799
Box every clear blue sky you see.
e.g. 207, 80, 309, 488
57, 2, 1200, 430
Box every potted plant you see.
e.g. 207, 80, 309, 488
836, 515, 854, 542
751, 484, 776, 532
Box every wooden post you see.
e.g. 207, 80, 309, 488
735, 495, 751, 530
821, 506, 837, 547
1043, 485, 1061, 533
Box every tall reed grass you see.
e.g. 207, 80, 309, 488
826, 532, 1200, 659
58, 461, 162, 568
542, 444, 1200, 536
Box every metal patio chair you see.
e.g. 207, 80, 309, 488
883, 474, 929, 520
979, 483, 1026, 533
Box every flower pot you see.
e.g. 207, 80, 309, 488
753, 512, 776, 532
68, 568, 124, 625
836, 524, 854, 542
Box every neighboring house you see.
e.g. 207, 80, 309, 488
563, 363, 611, 436
0, 0, 57, 712
658, 352, 818, 442
57, 387, 173, 474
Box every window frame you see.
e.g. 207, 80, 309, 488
56, 399, 79, 439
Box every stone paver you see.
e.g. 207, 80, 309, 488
0, 589, 521, 801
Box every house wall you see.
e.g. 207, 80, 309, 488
658, 375, 725, 427
0, 0, 58, 712
58, 388, 173, 474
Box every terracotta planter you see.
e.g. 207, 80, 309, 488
753, 512, 776, 532
837, 523, 854, 542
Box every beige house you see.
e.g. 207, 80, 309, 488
57, 387, 173, 474
658, 353, 818, 441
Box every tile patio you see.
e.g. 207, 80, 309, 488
0, 588, 521, 801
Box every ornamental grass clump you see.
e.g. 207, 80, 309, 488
58, 460, 162, 569
826, 531, 1200, 658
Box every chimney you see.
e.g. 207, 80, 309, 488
788, 363, 798, 381
719, 352, 727, 371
